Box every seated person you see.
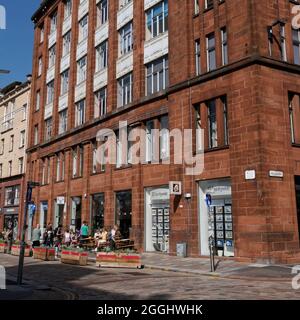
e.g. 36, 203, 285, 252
96, 228, 108, 247
94, 229, 101, 241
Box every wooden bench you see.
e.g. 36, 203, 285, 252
115, 239, 134, 250
80, 237, 96, 250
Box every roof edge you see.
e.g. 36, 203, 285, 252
31, 0, 57, 24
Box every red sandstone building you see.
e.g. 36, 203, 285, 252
25, 0, 300, 263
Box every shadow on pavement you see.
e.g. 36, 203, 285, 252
2, 260, 171, 300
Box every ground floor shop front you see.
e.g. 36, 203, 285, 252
6, 175, 300, 263
25, 182, 235, 257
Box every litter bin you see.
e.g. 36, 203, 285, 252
176, 243, 187, 257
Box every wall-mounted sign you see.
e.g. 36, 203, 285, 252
245, 170, 256, 180
57, 196, 65, 205
3, 207, 19, 215
169, 181, 182, 195
269, 170, 284, 178
205, 185, 231, 196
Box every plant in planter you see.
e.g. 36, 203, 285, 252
0, 240, 8, 253
60, 246, 88, 266
33, 246, 55, 261
11, 241, 32, 257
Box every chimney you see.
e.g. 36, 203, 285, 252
26, 74, 32, 82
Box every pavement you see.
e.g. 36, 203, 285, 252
84, 251, 296, 281
0, 252, 299, 300
141, 253, 296, 281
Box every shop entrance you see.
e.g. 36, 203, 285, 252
199, 179, 234, 257
145, 187, 170, 253
3, 215, 18, 240
115, 191, 132, 239
54, 198, 65, 229
91, 193, 105, 235
71, 197, 82, 232
39, 201, 48, 235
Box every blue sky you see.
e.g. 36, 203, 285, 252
0, 0, 41, 88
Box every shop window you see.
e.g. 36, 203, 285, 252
115, 191, 132, 239
195, 96, 228, 150
91, 193, 105, 235
71, 197, 82, 231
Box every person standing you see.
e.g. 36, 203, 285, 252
80, 221, 89, 239
6, 227, 13, 253
32, 224, 41, 248
46, 225, 54, 247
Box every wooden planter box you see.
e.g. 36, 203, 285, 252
33, 247, 55, 261
0, 243, 7, 253
11, 245, 31, 257
96, 252, 117, 267
96, 252, 142, 269
60, 250, 88, 266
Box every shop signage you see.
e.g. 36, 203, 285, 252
150, 188, 170, 202
3, 207, 19, 215
206, 185, 231, 197
245, 170, 256, 180
169, 181, 182, 195
269, 170, 284, 178
57, 196, 65, 205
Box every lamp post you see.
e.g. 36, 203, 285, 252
17, 181, 40, 285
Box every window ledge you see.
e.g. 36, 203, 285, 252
114, 164, 132, 171
91, 171, 105, 176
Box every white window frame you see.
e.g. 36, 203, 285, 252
58, 109, 68, 134
117, 73, 133, 108
97, 0, 108, 27
77, 56, 87, 84
95, 40, 108, 72
119, 22, 133, 56
145, 0, 168, 40
78, 14, 89, 43
146, 56, 169, 95
61, 69, 69, 95
75, 99, 85, 127
94, 87, 107, 118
